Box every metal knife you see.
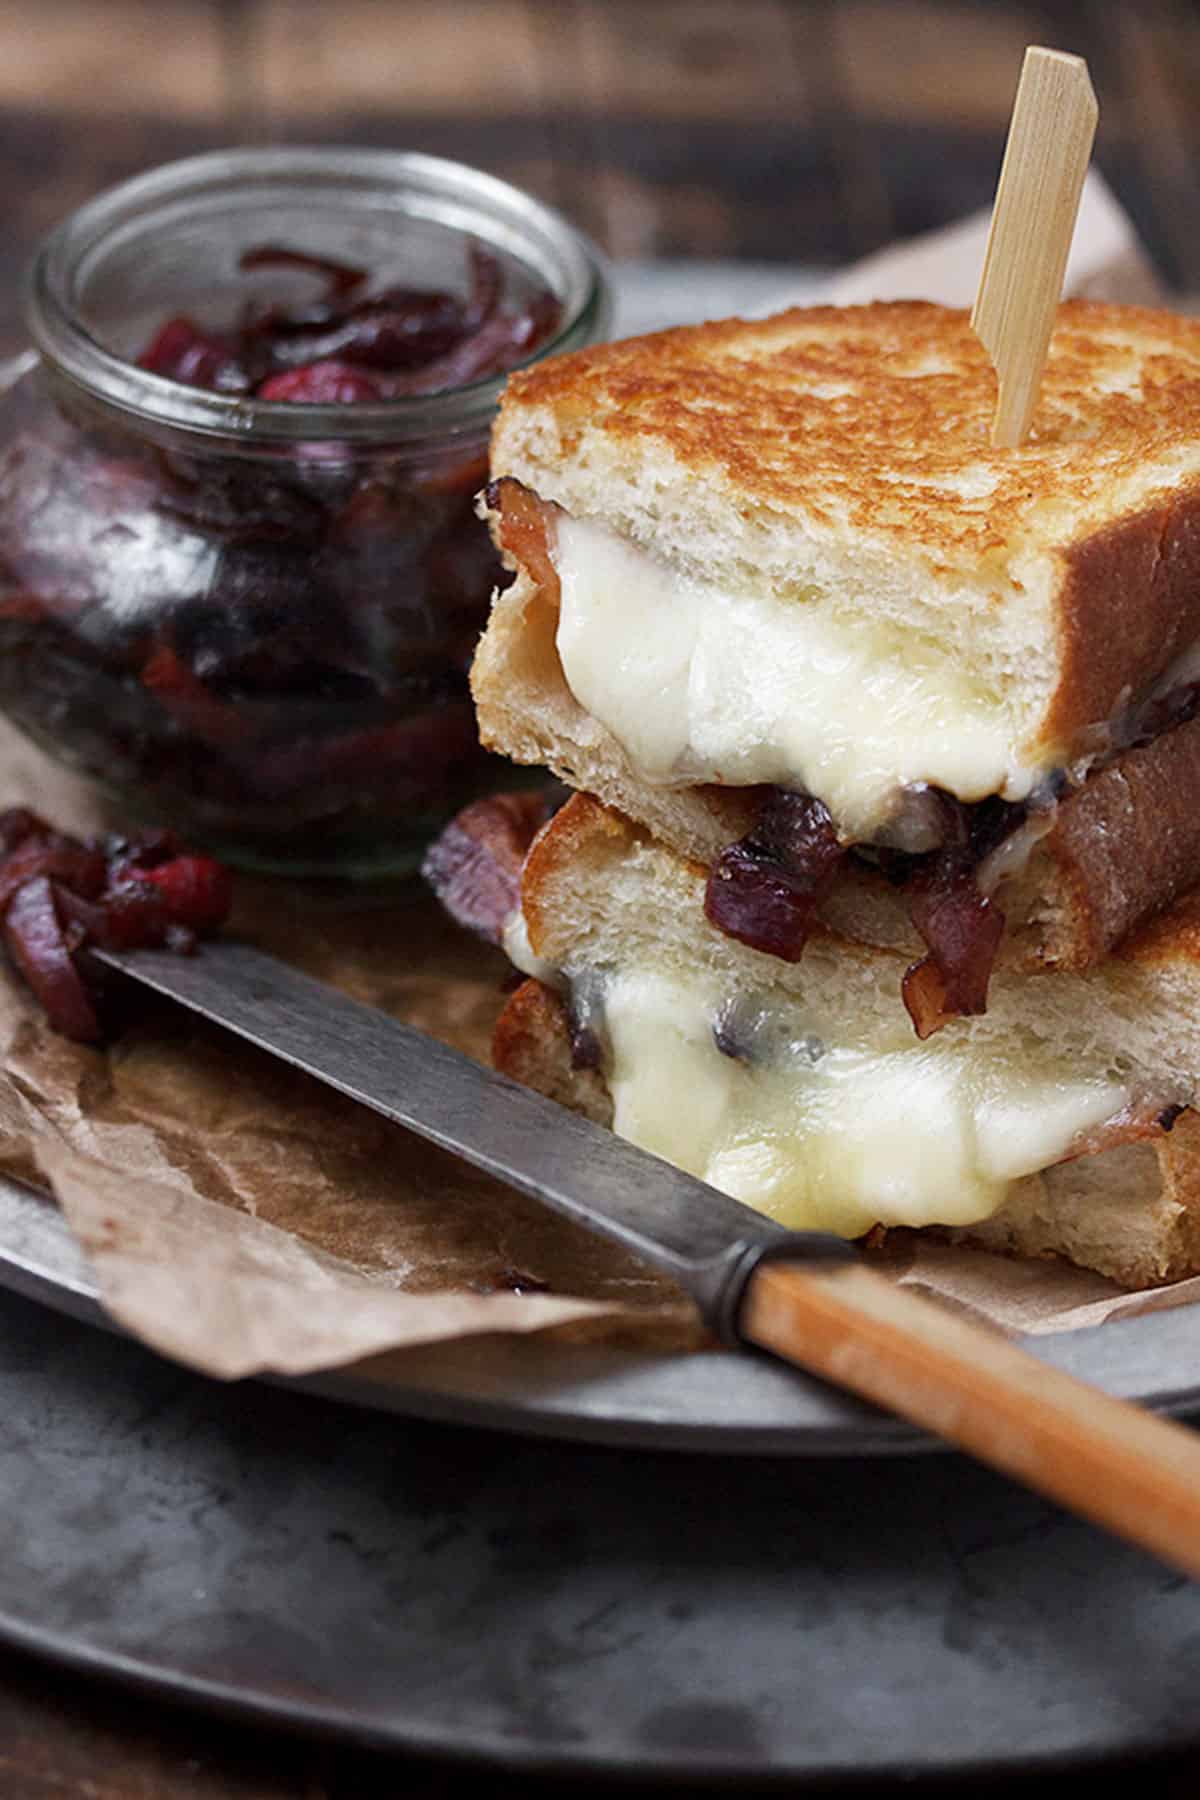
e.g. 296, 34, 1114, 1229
97, 940, 1200, 1578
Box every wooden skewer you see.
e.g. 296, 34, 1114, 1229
972, 46, 1098, 448
742, 1259, 1200, 1580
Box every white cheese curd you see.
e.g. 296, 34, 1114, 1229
553, 515, 1042, 842
598, 966, 1130, 1238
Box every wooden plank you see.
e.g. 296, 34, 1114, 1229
0, 4, 230, 353
1113, 7, 1200, 292
831, 0, 1046, 127
556, 0, 815, 259
256, 0, 546, 122
0, 0, 223, 118
791, 1, 896, 266
571, 0, 818, 122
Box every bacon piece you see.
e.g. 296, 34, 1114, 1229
486, 477, 561, 602
422, 790, 553, 946
129, 854, 234, 936
1060, 1098, 1187, 1164
902, 862, 1006, 1038
704, 790, 845, 962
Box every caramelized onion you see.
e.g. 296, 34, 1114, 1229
139, 244, 560, 401
0, 809, 231, 1041
422, 790, 553, 946
704, 791, 844, 962
5, 877, 102, 1043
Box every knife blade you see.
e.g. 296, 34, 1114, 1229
94, 938, 1200, 1580
93, 940, 853, 1336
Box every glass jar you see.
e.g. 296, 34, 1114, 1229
0, 148, 610, 875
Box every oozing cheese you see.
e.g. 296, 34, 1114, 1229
553, 515, 1043, 842
599, 966, 1130, 1238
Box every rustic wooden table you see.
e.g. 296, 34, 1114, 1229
2, 2, 1200, 1793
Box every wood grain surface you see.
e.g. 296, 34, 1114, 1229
1, 1, 1199, 1793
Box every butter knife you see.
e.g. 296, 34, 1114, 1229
96, 940, 1200, 1578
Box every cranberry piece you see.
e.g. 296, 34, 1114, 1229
130, 854, 233, 934
258, 361, 383, 404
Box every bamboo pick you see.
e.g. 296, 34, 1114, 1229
972, 46, 1098, 448
742, 1259, 1200, 1580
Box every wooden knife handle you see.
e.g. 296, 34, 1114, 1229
741, 1258, 1200, 1579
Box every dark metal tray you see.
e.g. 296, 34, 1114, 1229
3, 1276, 1200, 1783
3, 1175, 1200, 1457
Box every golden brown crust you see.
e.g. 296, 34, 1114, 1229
523, 794, 634, 958
1018, 716, 1200, 968
500, 299, 1200, 562
492, 977, 612, 1125
1048, 492, 1200, 748
1118, 885, 1200, 966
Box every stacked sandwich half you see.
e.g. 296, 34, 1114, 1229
433, 299, 1200, 1288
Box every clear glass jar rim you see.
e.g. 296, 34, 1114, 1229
27, 146, 611, 446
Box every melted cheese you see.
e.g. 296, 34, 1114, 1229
502, 909, 559, 986
553, 515, 1043, 842
600, 967, 1130, 1238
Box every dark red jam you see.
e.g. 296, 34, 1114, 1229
0, 246, 563, 872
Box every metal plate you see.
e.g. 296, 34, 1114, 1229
3, 1277, 1200, 1783
4, 1174, 1200, 1458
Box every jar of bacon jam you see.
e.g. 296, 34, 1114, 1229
0, 149, 609, 874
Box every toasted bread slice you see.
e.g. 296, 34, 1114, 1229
486, 794, 1200, 1281
485, 300, 1200, 778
